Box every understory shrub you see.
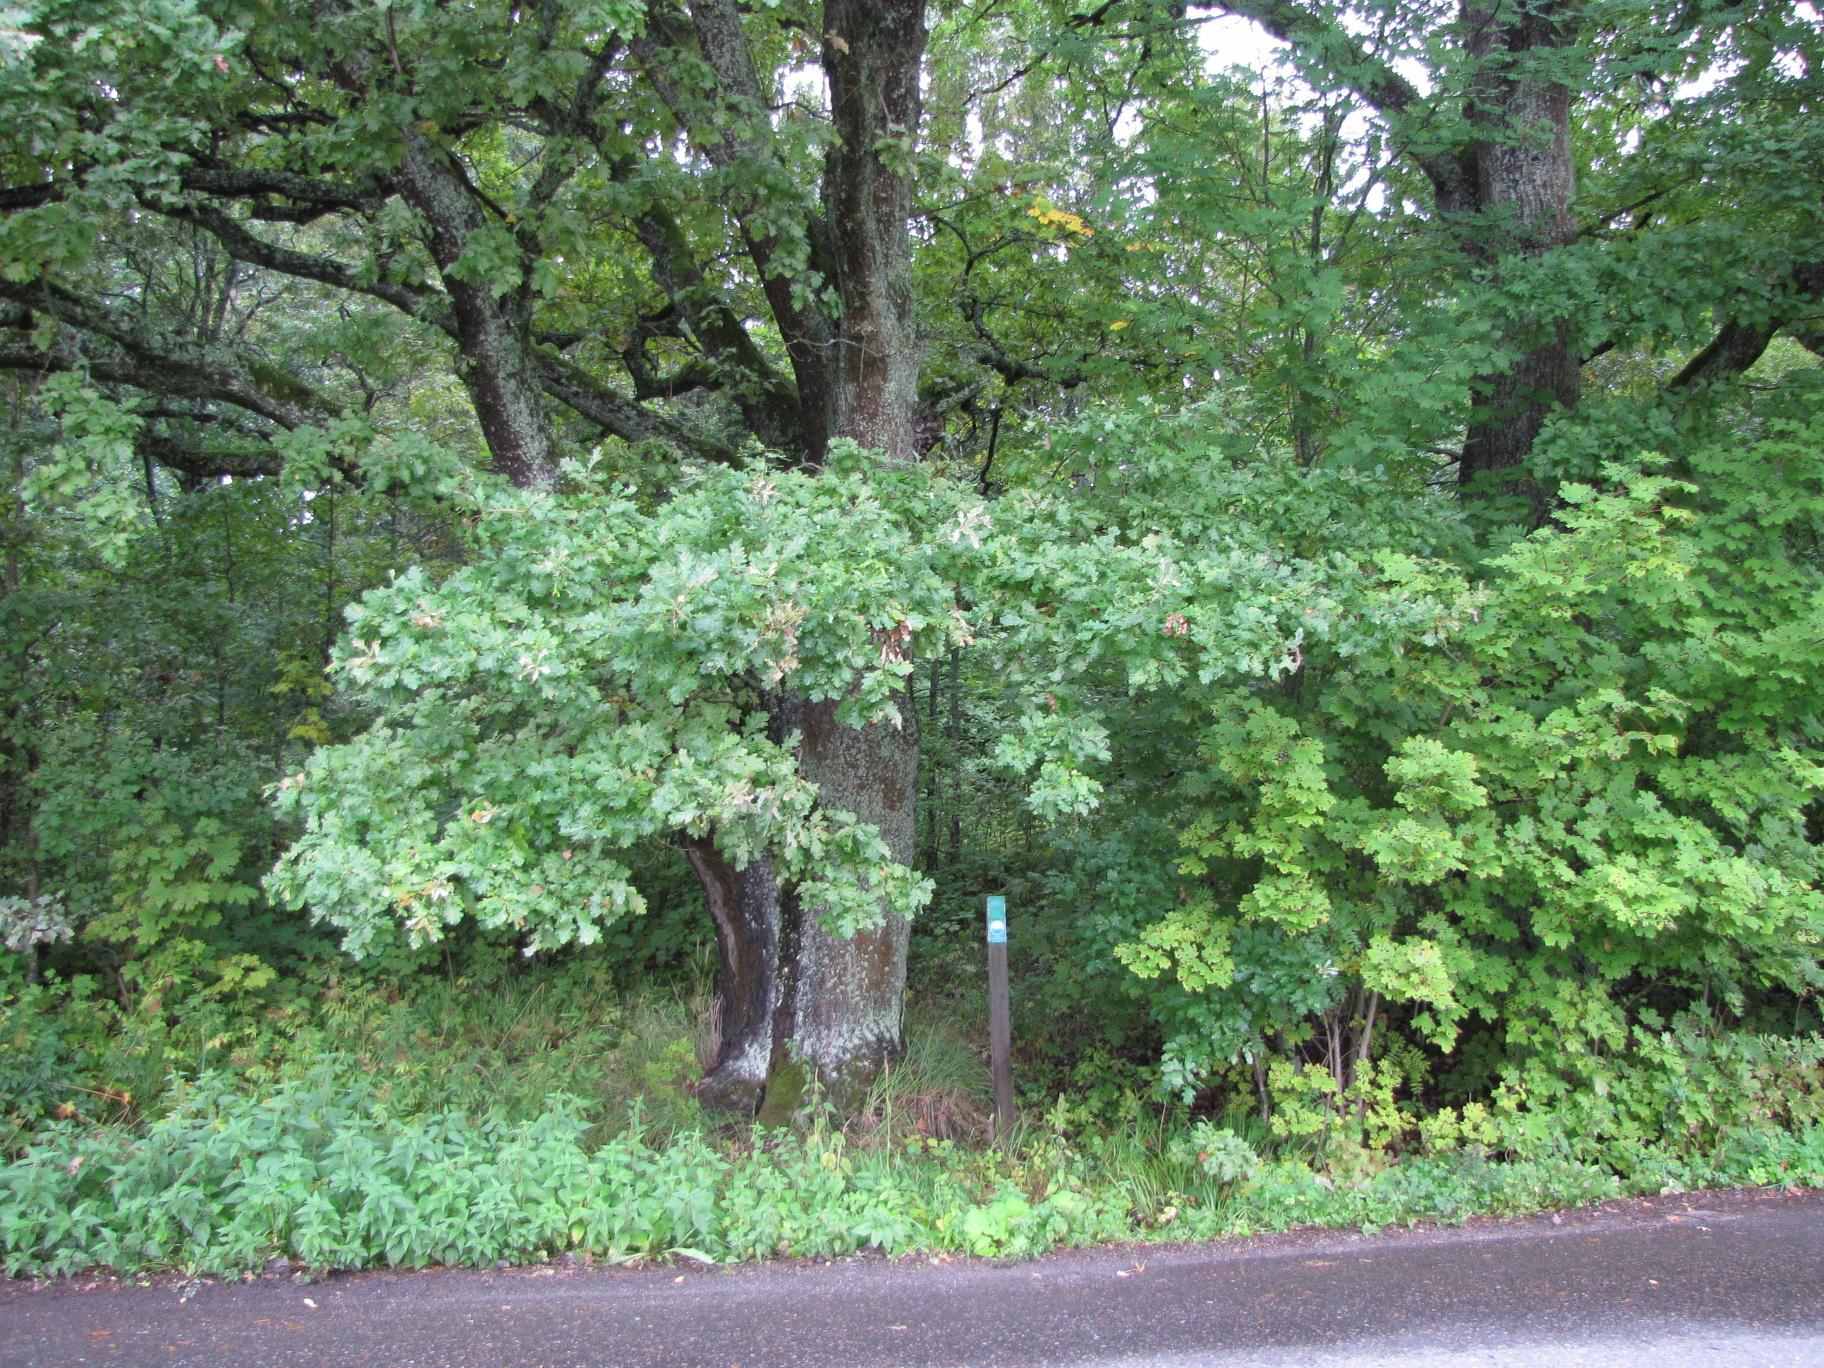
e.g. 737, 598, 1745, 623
4, 1059, 1821, 1280
0, 1069, 1131, 1277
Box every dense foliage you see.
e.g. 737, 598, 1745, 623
1, 0, 1821, 1276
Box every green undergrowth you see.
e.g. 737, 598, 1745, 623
6, 957, 1822, 1280
0, 956, 713, 1150
4, 1047, 1821, 1279
4, 1069, 1819, 1279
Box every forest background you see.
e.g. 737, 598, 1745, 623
2, 0, 1823, 1276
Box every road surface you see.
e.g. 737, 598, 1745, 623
3, 1187, 1820, 1366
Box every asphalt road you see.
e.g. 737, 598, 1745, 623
3, 1187, 1820, 1367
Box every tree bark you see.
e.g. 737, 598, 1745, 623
682, 837, 783, 1109
1218, 0, 1583, 506
678, 0, 928, 1114
780, 697, 918, 1095
392, 134, 559, 490
817, 0, 925, 469
1456, 0, 1582, 505
688, 701, 920, 1114
1669, 257, 1824, 390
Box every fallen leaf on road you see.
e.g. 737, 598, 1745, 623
89, 1331, 110, 1340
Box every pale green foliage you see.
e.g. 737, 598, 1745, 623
271, 447, 964, 952
0, 894, 70, 955
272, 410, 1476, 960
1166, 1121, 1258, 1184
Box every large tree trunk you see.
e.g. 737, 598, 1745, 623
688, 702, 919, 1115
1456, 0, 1582, 506
688, 0, 928, 1115
777, 698, 918, 1103
818, 0, 925, 465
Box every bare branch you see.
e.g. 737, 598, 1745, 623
1203, 1, 1475, 214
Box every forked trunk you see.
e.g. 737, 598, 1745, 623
685, 0, 928, 1116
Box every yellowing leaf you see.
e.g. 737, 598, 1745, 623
1108, 319, 1130, 331
1026, 197, 1095, 238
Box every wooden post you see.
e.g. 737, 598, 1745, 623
985, 895, 1013, 1139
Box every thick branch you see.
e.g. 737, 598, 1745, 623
138, 427, 284, 481
532, 350, 737, 461
165, 192, 733, 465
0, 346, 311, 481
1670, 259, 1824, 390
0, 279, 336, 431
385, 130, 560, 486
524, 43, 622, 216
625, 188, 802, 448
633, 3, 836, 453
2, 163, 380, 222
168, 200, 457, 334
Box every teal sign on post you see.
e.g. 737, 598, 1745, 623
984, 894, 1013, 1136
